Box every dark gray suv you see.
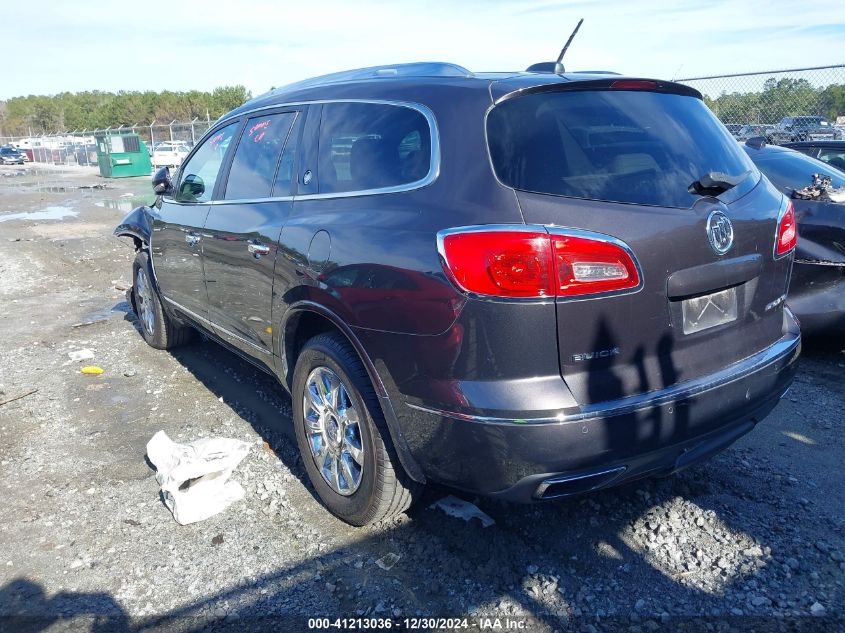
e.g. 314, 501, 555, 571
116, 62, 800, 525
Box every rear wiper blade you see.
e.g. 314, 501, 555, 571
688, 171, 745, 196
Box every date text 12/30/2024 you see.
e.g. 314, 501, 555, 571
307, 617, 529, 630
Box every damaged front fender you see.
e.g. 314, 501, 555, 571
114, 205, 155, 250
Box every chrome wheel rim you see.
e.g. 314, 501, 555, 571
303, 366, 364, 496
135, 267, 156, 336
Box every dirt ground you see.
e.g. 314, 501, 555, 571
0, 164, 842, 633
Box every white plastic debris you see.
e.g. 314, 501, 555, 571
67, 349, 95, 362
146, 430, 251, 525
830, 189, 845, 204
430, 495, 495, 528
375, 552, 401, 570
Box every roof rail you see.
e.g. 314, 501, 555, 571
265, 62, 473, 96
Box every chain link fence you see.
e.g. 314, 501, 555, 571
3, 66, 845, 164
677, 64, 845, 142
0, 119, 215, 167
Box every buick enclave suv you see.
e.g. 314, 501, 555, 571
116, 62, 800, 525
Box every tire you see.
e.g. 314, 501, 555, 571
292, 332, 420, 526
131, 250, 192, 350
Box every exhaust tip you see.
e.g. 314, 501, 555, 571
534, 466, 626, 500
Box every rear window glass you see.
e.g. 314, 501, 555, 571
487, 90, 756, 208
749, 149, 845, 191
318, 103, 431, 194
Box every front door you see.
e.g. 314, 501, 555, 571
151, 122, 240, 320
203, 109, 302, 358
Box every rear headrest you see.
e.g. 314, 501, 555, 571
350, 137, 399, 189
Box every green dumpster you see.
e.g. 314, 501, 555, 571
95, 132, 152, 178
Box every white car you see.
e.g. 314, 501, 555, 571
152, 142, 191, 167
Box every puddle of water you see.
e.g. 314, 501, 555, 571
96, 196, 154, 212
0, 206, 78, 223
74, 301, 132, 327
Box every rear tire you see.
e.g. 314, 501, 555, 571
132, 250, 192, 350
292, 332, 420, 525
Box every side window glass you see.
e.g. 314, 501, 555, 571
225, 112, 296, 200
272, 118, 300, 196
819, 149, 845, 170
317, 103, 431, 194
175, 122, 239, 203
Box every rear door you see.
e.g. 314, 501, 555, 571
486, 83, 792, 405
151, 122, 239, 319
202, 108, 302, 357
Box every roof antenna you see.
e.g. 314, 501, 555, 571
554, 18, 584, 74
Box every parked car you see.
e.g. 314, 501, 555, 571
782, 140, 845, 173
742, 140, 845, 333
736, 123, 771, 141
116, 62, 800, 525
73, 143, 98, 166
724, 123, 743, 137
151, 141, 191, 167
0, 146, 26, 165
767, 116, 842, 144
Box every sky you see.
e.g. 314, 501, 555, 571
2, 0, 844, 100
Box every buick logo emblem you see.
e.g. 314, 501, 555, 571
706, 210, 734, 255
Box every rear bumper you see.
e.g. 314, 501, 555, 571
401, 311, 800, 501
787, 261, 845, 334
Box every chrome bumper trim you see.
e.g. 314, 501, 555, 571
406, 329, 800, 426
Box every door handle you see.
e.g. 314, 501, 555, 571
248, 242, 271, 257
185, 233, 201, 247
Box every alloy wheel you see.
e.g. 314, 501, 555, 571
135, 267, 156, 336
303, 366, 364, 496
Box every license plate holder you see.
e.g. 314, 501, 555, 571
681, 287, 738, 334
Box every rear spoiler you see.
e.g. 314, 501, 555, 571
494, 77, 702, 105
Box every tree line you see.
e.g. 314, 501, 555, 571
0, 86, 252, 137
2, 77, 844, 137
702, 78, 845, 124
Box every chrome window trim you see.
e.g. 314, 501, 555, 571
162, 297, 273, 356
210, 196, 293, 205
406, 328, 800, 427
165, 99, 440, 205
214, 99, 441, 201
435, 223, 644, 304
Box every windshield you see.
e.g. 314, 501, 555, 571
487, 89, 757, 208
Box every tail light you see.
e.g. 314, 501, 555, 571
775, 200, 797, 258
438, 227, 641, 299
610, 80, 658, 91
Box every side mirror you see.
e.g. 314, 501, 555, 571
152, 166, 172, 195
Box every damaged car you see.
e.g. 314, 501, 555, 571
743, 139, 845, 333
115, 62, 800, 525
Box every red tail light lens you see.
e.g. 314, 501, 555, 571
440, 231, 553, 297
439, 228, 640, 299
775, 200, 797, 257
551, 234, 640, 296
610, 80, 658, 90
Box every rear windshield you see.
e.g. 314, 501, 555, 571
747, 148, 845, 191
487, 89, 756, 208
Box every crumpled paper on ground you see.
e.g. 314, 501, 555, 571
146, 430, 251, 525
430, 495, 495, 527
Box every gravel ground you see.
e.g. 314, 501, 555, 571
0, 164, 842, 633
